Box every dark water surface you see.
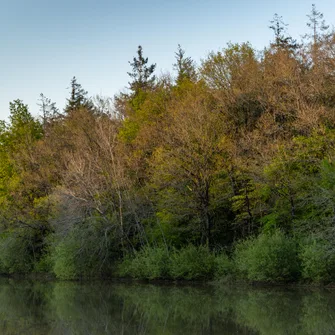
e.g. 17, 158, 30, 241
0, 279, 335, 334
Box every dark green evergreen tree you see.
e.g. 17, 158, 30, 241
173, 44, 197, 84
65, 76, 91, 114
269, 14, 299, 51
127, 45, 156, 94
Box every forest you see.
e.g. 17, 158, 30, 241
0, 5, 335, 282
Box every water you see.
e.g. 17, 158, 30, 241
0, 279, 334, 334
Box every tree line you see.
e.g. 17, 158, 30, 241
1, 5, 335, 282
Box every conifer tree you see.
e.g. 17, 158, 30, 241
269, 14, 299, 52
307, 4, 329, 45
173, 44, 197, 84
65, 76, 91, 114
127, 45, 156, 94
37, 93, 60, 130
306, 4, 329, 65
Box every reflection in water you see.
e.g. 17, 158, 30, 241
0, 279, 334, 334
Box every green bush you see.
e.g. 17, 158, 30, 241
234, 230, 300, 282
33, 234, 55, 273
214, 252, 234, 279
169, 245, 216, 280
34, 251, 54, 273
53, 234, 79, 280
118, 245, 218, 281
0, 233, 34, 274
118, 246, 170, 279
299, 238, 335, 282
53, 223, 117, 280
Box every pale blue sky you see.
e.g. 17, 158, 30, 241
1, 0, 334, 120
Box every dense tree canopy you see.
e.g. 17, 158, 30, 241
1, 6, 335, 282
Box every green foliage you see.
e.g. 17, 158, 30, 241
231, 177, 266, 234
6, 100, 43, 149
299, 238, 335, 282
0, 233, 34, 274
128, 45, 156, 94
34, 251, 54, 273
118, 245, 170, 279
201, 42, 258, 93
118, 245, 221, 281
173, 44, 197, 85
288, 159, 335, 235
261, 131, 335, 234
65, 76, 92, 114
53, 222, 117, 280
169, 245, 216, 280
34, 235, 55, 273
234, 231, 300, 282
53, 235, 78, 280
118, 117, 140, 143
214, 252, 234, 279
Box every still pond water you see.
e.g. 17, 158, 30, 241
0, 278, 334, 334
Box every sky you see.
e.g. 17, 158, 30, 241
1, 0, 335, 121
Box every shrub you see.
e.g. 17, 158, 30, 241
169, 245, 216, 280
0, 233, 34, 274
33, 234, 55, 273
118, 246, 170, 280
234, 230, 300, 282
53, 234, 79, 280
118, 245, 218, 281
53, 222, 117, 280
299, 238, 335, 282
34, 251, 54, 273
214, 252, 234, 279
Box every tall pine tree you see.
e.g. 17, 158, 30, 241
65, 76, 92, 114
269, 14, 299, 52
173, 44, 197, 84
127, 45, 156, 94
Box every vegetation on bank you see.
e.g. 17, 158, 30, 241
1, 6, 335, 283
115, 232, 335, 283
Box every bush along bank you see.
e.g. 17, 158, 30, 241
115, 231, 335, 284
1, 229, 335, 285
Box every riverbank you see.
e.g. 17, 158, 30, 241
1, 231, 335, 285
3, 271, 335, 290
